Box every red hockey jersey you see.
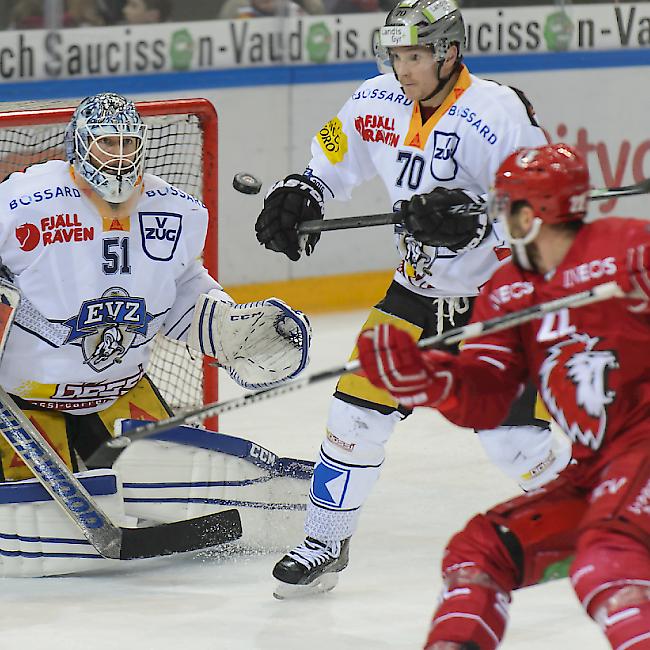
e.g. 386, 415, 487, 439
438, 217, 650, 481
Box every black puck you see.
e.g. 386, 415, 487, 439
233, 172, 262, 195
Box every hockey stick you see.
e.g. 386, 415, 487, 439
98, 281, 623, 446
296, 178, 650, 235
0, 386, 242, 560
589, 176, 650, 199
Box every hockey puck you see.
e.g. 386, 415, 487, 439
233, 172, 262, 195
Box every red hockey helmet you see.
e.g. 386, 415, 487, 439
490, 143, 590, 225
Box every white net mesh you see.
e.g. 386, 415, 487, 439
0, 100, 218, 416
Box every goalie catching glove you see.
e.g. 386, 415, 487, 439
188, 294, 311, 389
255, 174, 324, 261
357, 323, 456, 409
400, 187, 491, 251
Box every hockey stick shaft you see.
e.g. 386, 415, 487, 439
119, 281, 622, 442
298, 211, 400, 233
0, 386, 242, 559
0, 386, 122, 557
589, 177, 650, 199
297, 179, 650, 235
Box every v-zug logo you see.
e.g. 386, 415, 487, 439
431, 131, 460, 181
63, 287, 153, 372
139, 211, 182, 261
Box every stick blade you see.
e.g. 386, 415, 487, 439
637, 178, 650, 195
119, 509, 243, 560
590, 177, 650, 200
85, 442, 127, 468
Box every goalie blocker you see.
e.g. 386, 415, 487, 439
0, 422, 313, 577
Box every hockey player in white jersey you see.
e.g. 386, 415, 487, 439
0, 93, 312, 576
255, 0, 569, 599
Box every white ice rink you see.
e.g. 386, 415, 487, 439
3, 310, 607, 650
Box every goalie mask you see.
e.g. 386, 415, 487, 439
488, 143, 590, 270
64, 93, 147, 204
374, 0, 465, 78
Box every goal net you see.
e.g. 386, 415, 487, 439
0, 98, 219, 427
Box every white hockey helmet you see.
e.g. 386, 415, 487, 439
64, 93, 147, 204
374, 0, 465, 74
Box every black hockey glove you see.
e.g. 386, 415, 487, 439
400, 187, 491, 251
255, 174, 324, 262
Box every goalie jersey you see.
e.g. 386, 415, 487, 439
306, 67, 548, 298
0, 160, 221, 413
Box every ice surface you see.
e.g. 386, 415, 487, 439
2, 311, 606, 649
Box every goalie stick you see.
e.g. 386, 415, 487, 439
92, 281, 623, 447
296, 178, 650, 235
0, 386, 242, 560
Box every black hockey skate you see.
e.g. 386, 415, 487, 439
272, 537, 350, 599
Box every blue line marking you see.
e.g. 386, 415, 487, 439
1, 49, 648, 101
0, 548, 103, 559
122, 477, 271, 488
124, 497, 306, 510
0, 531, 91, 545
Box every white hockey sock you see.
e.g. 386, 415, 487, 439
304, 501, 359, 542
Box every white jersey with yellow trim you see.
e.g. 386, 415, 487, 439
306, 66, 548, 298
0, 159, 223, 413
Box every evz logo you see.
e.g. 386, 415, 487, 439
139, 212, 182, 261
63, 287, 153, 372
539, 332, 618, 450
431, 131, 460, 181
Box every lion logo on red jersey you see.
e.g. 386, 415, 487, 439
539, 333, 618, 450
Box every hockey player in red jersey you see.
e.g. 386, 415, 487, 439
356, 143, 650, 649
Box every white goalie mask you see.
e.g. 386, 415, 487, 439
65, 93, 147, 204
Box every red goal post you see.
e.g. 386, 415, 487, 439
0, 98, 219, 430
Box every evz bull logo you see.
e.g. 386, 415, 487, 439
539, 333, 619, 450
64, 288, 153, 372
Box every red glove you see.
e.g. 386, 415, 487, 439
357, 323, 456, 408
626, 242, 650, 310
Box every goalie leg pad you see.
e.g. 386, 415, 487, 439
0, 405, 76, 481
0, 469, 134, 577
112, 422, 313, 551
187, 293, 311, 389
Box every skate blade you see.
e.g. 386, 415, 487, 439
273, 573, 339, 600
